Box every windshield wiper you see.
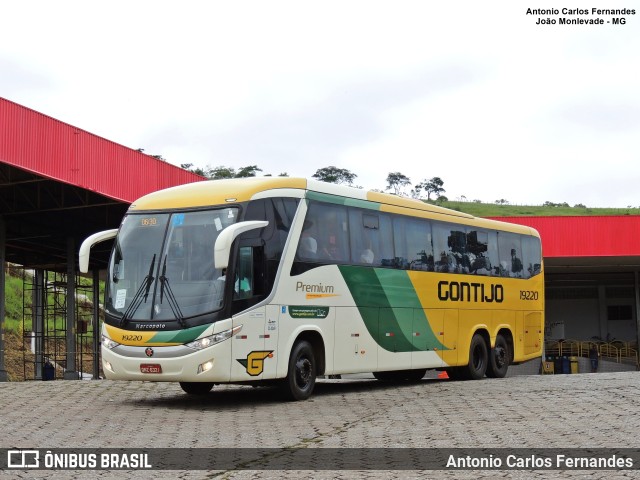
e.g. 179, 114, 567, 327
159, 255, 186, 328
120, 254, 156, 327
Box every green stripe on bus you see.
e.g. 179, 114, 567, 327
149, 324, 210, 344
374, 269, 447, 352
338, 266, 447, 352
306, 191, 380, 211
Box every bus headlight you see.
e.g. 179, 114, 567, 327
186, 325, 242, 351
102, 335, 120, 350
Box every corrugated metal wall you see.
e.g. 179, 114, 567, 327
490, 216, 640, 258
0, 97, 204, 203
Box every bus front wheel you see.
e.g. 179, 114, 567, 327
486, 334, 510, 378
281, 340, 316, 401
179, 382, 214, 395
463, 334, 488, 380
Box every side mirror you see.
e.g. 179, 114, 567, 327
214, 221, 268, 269
78, 229, 118, 273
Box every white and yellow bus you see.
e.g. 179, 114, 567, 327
80, 177, 544, 400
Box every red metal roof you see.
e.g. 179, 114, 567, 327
0, 97, 204, 203
490, 216, 640, 258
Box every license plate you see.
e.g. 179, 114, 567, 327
140, 364, 162, 374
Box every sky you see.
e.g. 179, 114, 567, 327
1, 1, 639, 207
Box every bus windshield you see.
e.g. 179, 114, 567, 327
105, 208, 239, 322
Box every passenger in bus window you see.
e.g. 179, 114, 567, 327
360, 248, 374, 264
298, 220, 318, 259
437, 251, 455, 273
511, 248, 523, 277
471, 254, 491, 276
235, 276, 251, 298
299, 236, 318, 259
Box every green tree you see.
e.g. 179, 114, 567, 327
235, 165, 262, 178
208, 166, 236, 179
425, 177, 445, 200
386, 172, 411, 195
415, 177, 445, 201
180, 163, 207, 177
312, 166, 357, 185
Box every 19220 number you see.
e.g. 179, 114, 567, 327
520, 290, 539, 300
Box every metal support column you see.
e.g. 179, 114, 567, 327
92, 268, 101, 379
64, 237, 78, 380
0, 216, 8, 382
33, 269, 45, 380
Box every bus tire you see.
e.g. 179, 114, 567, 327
179, 382, 214, 395
486, 334, 510, 378
373, 371, 396, 382
404, 369, 427, 382
464, 333, 488, 380
281, 340, 316, 401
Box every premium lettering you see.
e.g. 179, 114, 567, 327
296, 281, 335, 294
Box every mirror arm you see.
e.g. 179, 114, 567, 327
214, 221, 268, 268
79, 229, 118, 273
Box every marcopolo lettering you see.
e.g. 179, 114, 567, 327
438, 281, 504, 303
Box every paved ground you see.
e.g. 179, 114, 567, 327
1, 370, 639, 479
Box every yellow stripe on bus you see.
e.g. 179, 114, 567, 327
104, 324, 181, 347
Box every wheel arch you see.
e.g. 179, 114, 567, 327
290, 330, 326, 377
472, 328, 491, 360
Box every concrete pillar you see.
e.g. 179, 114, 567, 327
0, 216, 8, 381
63, 237, 78, 380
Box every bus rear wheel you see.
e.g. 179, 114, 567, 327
463, 334, 488, 380
486, 334, 510, 378
281, 340, 316, 401
179, 382, 214, 395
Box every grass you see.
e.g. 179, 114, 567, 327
3, 274, 25, 333
436, 201, 640, 217
2, 267, 103, 336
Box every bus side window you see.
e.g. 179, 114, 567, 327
467, 230, 490, 276
393, 217, 432, 271
348, 210, 393, 266
433, 222, 458, 273
486, 231, 500, 276
299, 202, 349, 263
521, 236, 542, 278
498, 232, 523, 278
234, 246, 253, 299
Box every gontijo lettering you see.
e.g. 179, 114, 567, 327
438, 281, 504, 303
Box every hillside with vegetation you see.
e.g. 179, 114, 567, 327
438, 201, 640, 217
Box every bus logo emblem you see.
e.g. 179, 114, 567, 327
145, 348, 154, 357
237, 351, 273, 376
